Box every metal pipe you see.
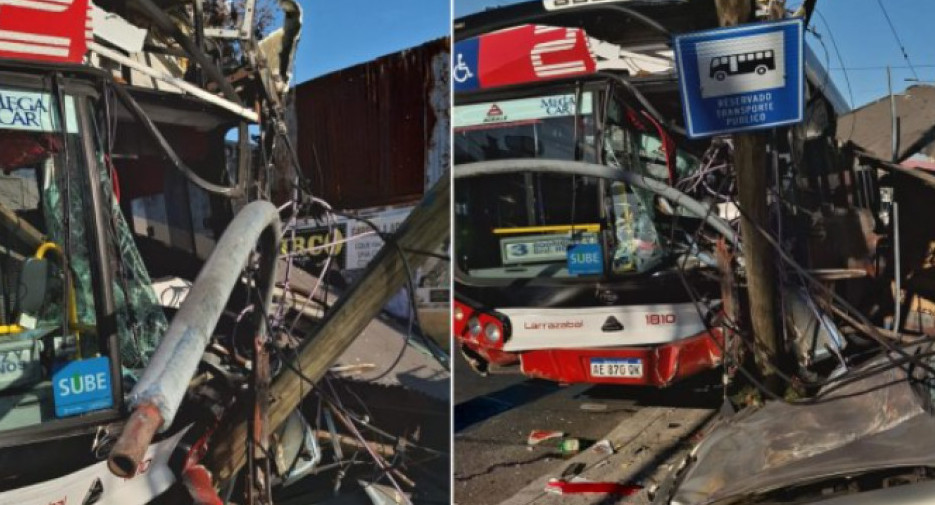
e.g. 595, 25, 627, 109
108, 201, 281, 477
108, 403, 162, 477
455, 159, 739, 248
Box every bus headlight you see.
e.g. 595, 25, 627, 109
454, 305, 464, 322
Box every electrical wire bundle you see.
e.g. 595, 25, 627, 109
667, 147, 935, 407
232, 95, 451, 501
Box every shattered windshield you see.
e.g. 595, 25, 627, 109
0, 86, 115, 433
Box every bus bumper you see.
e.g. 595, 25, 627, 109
516, 329, 723, 387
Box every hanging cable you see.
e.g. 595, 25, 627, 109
109, 83, 243, 197
874, 0, 920, 80
329, 209, 451, 373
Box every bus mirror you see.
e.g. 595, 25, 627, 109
19, 257, 49, 315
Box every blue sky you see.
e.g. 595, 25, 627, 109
454, 0, 935, 109
806, 0, 935, 108
291, 0, 450, 84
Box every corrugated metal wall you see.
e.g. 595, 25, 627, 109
293, 38, 450, 210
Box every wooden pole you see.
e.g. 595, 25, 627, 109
204, 173, 450, 484
715, 0, 785, 394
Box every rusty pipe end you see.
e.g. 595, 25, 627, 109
108, 403, 164, 478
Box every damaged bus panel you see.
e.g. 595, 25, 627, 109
452, 0, 849, 388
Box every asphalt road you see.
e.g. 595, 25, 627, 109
453, 352, 723, 505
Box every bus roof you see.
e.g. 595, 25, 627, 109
455, 0, 718, 44
455, 0, 850, 115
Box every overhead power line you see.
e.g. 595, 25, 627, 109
814, 11, 855, 110
874, 0, 920, 80
830, 65, 935, 71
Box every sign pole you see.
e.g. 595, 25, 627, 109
715, 0, 785, 395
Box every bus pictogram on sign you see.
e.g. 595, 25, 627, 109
674, 18, 803, 137
709, 50, 776, 81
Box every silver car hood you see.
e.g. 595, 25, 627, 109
671, 362, 935, 505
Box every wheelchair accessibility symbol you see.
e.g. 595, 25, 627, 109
453, 53, 474, 83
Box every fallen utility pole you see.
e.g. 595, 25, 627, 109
204, 173, 451, 484
715, 0, 785, 395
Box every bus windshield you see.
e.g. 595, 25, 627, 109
455, 172, 665, 280
454, 90, 670, 281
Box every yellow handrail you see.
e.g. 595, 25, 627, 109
492, 223, 600, 235
35, 242, 80, 358
0, 324, 23, 335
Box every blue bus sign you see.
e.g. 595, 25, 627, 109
674, 19, 804, 138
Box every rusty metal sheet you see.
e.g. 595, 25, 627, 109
292, 38, 450, 210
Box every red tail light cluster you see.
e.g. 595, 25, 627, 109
453, 299, 509, 349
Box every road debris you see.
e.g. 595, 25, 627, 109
544, 477, 642, 496
592, 439, 615, 456
559, 438, 581, 457
579, 403, 609, 412
527, 430, 565, 446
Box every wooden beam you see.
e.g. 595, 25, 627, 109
204, 174, 451, 483
0, 202, 44, 250
857, 151, 935, 192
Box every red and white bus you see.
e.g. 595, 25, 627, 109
451, 0, 852, 387
451, 2, 742, 387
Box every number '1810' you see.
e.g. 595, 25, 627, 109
645, 314, 676, 325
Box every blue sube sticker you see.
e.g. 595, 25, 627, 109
52, 356, 113, 417
567, 243, 603, 275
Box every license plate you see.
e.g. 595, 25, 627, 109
590, 358, 643, 378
